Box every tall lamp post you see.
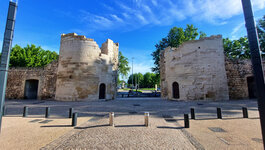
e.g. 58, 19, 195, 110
0, 1, 18, 133
241, 0, 265, 148
131, 57, 134, 89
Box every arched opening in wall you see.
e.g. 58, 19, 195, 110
24, 79, 39, 99
99, 83, 106, 99
247, 76, 257, 99
172, 82, 180, 99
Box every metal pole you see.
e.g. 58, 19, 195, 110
72, 112, 78, 126
0, 1, 18, 133
190, 108, 195, 120
242, 107, 249, 118
45, 107, 50, 118
241, 0, 265, 147
217, 108, 222, 119
184, 114, 189, 128
131, 58, 133, 88
69, 108, 73, 118
23, 106, 28, 117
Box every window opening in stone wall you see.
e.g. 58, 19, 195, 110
99, 83, 106, 99
24, 79, 39, 99
172, 82, 180, 99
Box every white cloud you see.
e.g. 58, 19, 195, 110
77, 0, 265, 32
231, 22, 245, 39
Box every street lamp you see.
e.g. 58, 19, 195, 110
241, 0, 265, 148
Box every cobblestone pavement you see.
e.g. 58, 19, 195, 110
42, 115, 196, 149
3, 98, 261, 149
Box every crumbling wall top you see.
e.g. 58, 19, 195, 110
61, 33, 94, 41
163, 35, 223, 54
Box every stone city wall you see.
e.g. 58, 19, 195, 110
5, 61, 58, 100
225, 59, 265, 99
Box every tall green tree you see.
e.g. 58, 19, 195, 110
151, 24, 204, 73
118, 51, 130, 84
223, 37, 250, 59
127, 73, 143, 87
118, 52, 130, 78
9, 44, 58, 67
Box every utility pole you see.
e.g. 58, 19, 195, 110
0, 1, 18, 133
241, 0, 265, 148
131, 58, 133, 88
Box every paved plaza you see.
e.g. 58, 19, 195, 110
0, 98, 263, 149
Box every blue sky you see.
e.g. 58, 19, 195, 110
0, 0, 264, 79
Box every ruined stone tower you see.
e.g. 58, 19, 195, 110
55, 33, 119, 101
160, 35, 229, 101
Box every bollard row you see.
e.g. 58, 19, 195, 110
189, 107, 249, 120
3, 106, 251, 128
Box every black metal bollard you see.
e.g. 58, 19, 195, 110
217, 108, 222, 119
69, 108, 74, 118
242, 107, 248, 118
2, 105, 6, 116
72, 112, 78, 126
23, 106, 28, 117
184, 114, 189, 128
45, 107, 50, 118
190, 108, 195, 120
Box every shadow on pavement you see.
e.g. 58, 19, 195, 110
157, 126, 184, 129
74, 124, 109, 129
40, 125, 72, 128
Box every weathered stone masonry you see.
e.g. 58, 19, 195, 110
6, 61, 58, 99
5, 33, 119, 101
160, 35, 265, 100
55, 33, 118, 101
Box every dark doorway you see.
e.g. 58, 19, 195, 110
172, 82, 180, 99
247, 76, 257, 99
99, 83, 106, 99
24, 79, 39, 99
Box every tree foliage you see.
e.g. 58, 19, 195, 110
223, 15, 265, 59
151, 24, 204, 73
1, 44, 58, 67
127, 72, 160, 88
257, 15, 265, 54
118, 51, 130, 78
223, 37, 250, 59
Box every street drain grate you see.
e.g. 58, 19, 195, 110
133, 104, 140, 106
39, 120, 53, 124
208, 127, 226, 132
164, 118, 176, 122
129, 111, 138, 114
252, 138, 263, 143
162, 115, 173, 118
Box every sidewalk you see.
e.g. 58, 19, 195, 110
0, 117, 91, 150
